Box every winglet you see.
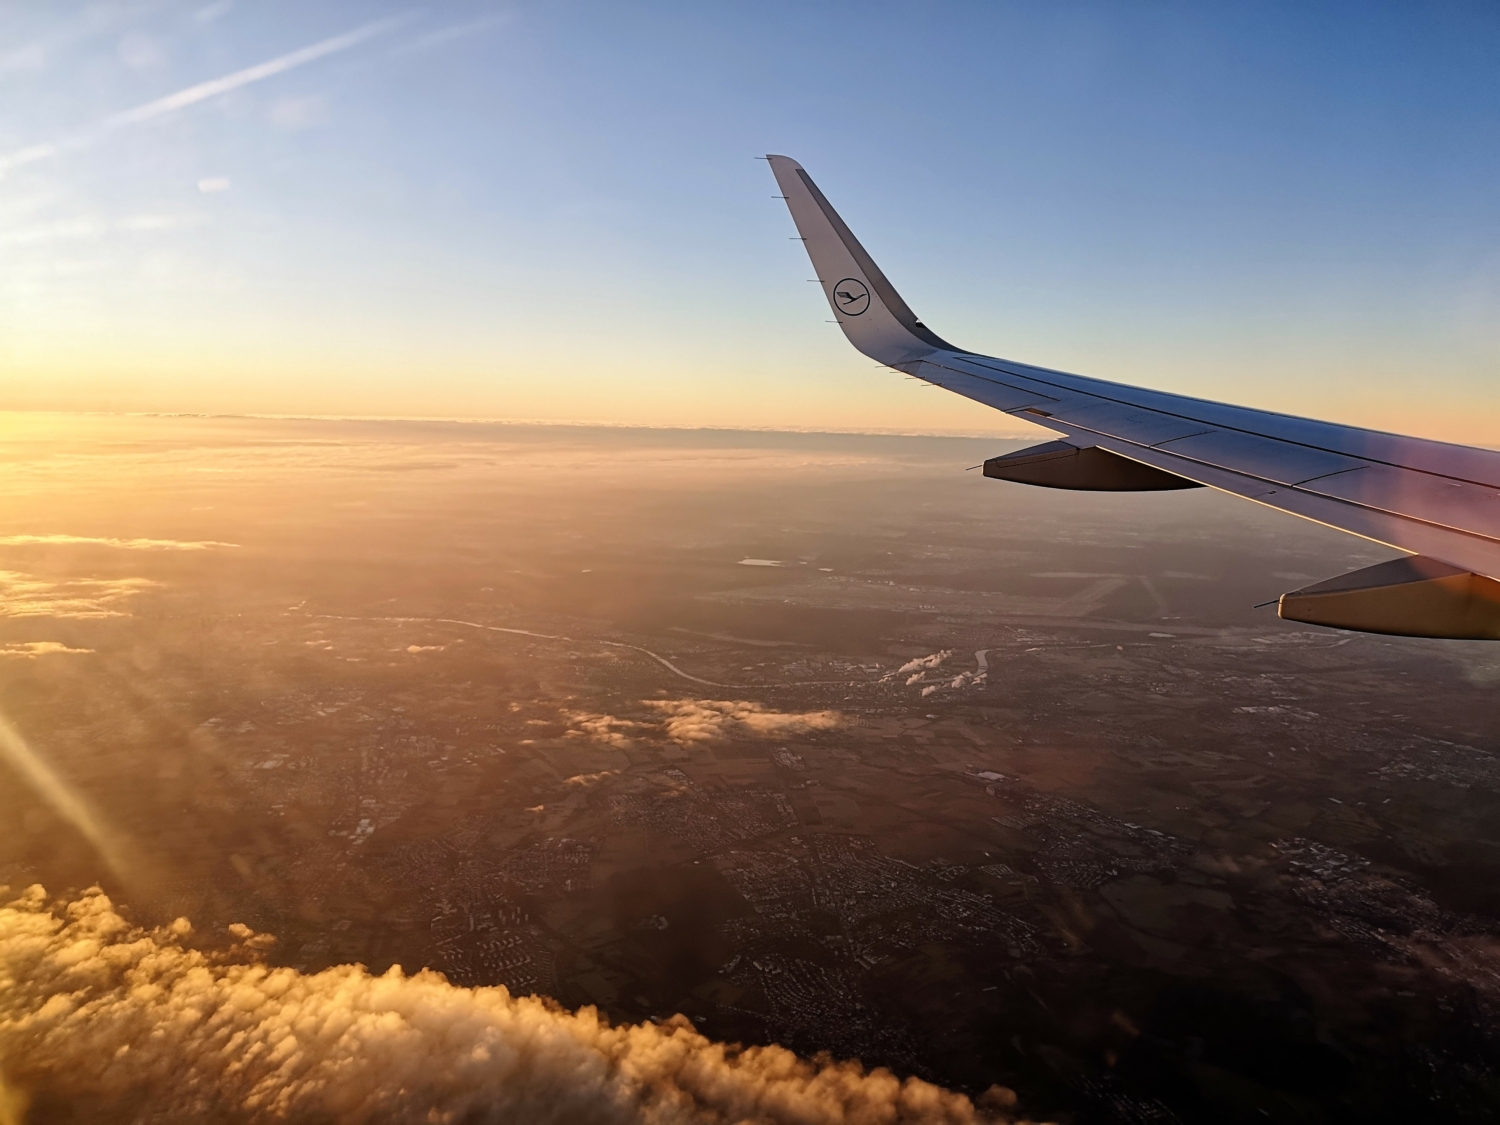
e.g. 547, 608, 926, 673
766, 155, 962, 365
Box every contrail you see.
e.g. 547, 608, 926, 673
104, 15, 406, 126
0, 14, 408, 175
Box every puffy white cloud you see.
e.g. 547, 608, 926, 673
645, 700, 844, 744
891, 654, 985, 697
0, 887, 1022, 1125
565, 711, 645, 748
896, 652, 952, 677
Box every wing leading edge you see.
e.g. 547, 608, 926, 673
767, 154, 1500, 639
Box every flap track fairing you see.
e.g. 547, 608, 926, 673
983, 441, 1204, 492
1279, 556, 1500, 639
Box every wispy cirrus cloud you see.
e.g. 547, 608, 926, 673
0, 213, 206, 247
194, 1, 235, 25
0, 14, 410, 176
387, 13, 511, 58
104, 16, 407, 129
0, 2, 160, 79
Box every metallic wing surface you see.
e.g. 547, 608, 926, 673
767, 154, 1500, 639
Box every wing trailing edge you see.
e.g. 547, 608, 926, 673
768, 156, 1500, 639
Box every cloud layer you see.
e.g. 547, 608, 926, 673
0, 642, 92, 658
643, 700, 845, 744
0, 535, 237, 550
0, 887, 1020, 1125
565, 711, 645, 748
564, 702, 844, 748
0, 571, 154, 619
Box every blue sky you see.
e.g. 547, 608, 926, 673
2, 1, 1497, 437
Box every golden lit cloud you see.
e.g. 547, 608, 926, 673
565, 711, 645, 748
0, 571, 154, 619
564, 703, 845, 747
0, 887, 1021, 1124
645, 700, 845, 744
0, 642, 93, 658
0, 534, 237, 550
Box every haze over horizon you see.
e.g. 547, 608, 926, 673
7, 414, 1500, 1124
2, 1, 1497, 440
8, 9, 1500, 1122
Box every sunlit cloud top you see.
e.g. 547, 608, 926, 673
0, 534, 238, 550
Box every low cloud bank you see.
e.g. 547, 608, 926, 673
0, 571, 155, 619
644, 700, 845, 744
0, 642, 92, 658
566, 711, 645, 748
564, 702, 845, 747
0, 535, 237, 551
0, 887, 1020, 1125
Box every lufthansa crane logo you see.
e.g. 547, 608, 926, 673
832, 277, 871, 316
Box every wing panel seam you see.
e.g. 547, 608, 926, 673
928, 354, 1500, 491
1079, 426, 1500, 550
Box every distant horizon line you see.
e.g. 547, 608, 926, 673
0, 409, 1040, 442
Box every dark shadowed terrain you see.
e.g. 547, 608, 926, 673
4, 415, 1500, 1123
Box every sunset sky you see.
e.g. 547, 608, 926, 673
2, 0, 1497, 438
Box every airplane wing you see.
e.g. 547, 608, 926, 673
767, 154, 1500, 639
